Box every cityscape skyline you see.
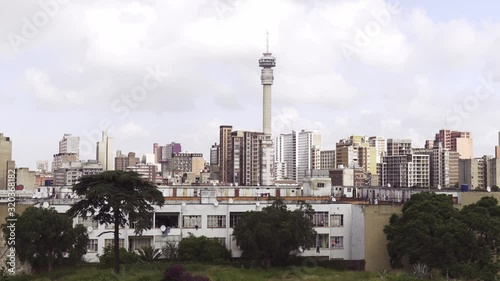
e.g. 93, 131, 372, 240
1, 0, 500, 170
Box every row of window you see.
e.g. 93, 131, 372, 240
86, 236, 343, 254
78, 213, 345, 230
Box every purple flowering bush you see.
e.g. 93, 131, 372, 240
162, 264, 211, 281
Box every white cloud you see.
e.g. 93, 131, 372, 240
116, 122, 151, 139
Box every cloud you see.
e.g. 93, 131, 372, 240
2, 0, 500, 168
116, 122, 151, 139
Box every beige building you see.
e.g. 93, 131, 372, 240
59, 134, 80, 159
96, 131, 114, 171
219, 125, 233, 184
15, 168, 36, 190
459, 158, 487, 189
487, 158, 500, 187
115, 151, 140, 171
0, 134, 12, 190
171, 153, 205, 176
336, 136, 377, 175
52, 153, 78, 172
434, 129, 473, 159
320, 150, 336, 171
54, 160, 103, 186
368, 136, 386, 163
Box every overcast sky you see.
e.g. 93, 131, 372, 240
1, 0, 500, 170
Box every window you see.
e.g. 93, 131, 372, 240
207, 215, 226, 228
331, 236, 344, 249
105, 239, 124, 249
183, 215, 201, 228
129, 237, 152, 251
77, 216, 98, 229
330, 214, 344, 227
317, 182, 325, 188
317, 234, 329, 248
230, 212, 243, 228
312, 212, 329, 227
155, 213, 180, 228
87, 239, 98, 252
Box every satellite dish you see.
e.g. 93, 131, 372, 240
42, 202, 50, 208
228, 198, 234, 204
214, 201, 219, 207
331, 197, 336, 202
87, 226, 94, 233
437, 185, 442, 190
256, 202, 260, 207
298, 246, 304, 253
387, 183, 391, 188
182, 202, 186, 207
487, 186, 491, 192
160, 225, 167, 232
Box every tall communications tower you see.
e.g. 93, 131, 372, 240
259, 32, 276, 135
259, 32, 276, 186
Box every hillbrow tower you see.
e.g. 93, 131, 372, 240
259, 33, 276, 185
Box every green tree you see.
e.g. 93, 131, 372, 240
2, 207, 88, 273
67, 170, 164, 274
232, 199, 316, 268
178, 234, 230, 262
384, 193, 500, 280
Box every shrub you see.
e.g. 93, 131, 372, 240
178, 234, 230, 262
162, 242, 179, 260
137, 246, 161, 262
162, 264, 210, 281
98, 246, 139, 268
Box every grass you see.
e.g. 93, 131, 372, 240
7, 262, 444, 281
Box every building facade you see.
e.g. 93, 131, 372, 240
96, 131, 114, 171
59, 134, 80, 159
53, 160, 104, 186
320, 150, 336, 171
0, 134, 12, 190
381, 154, 430, 188
115, 152, 140, 171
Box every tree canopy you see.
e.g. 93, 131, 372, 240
232, 199, 317, 268
384, 192, 500, 280
2, 206, 88, 273
67, 170, 164, 274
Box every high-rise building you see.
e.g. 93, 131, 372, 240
380, 154, 430, 188
336, 136, 377, 174
219, 126, 233, 184
171, 152, 205, 176
96, 131, 114, 170
495, 132, 500, 158
459, 157, 487, 190
59, 134, 80, 159
320, 150, 336, 171
210, 143, 219, 166
0, 134, 13, 190
368, 136, 386, 163
487, 158, 500, 187
115, 152, 139, 171
434, 129, 473, 159
275, 130, 321, 184
386, 139, 412, 156
52, 153, 78, 172
414, 142, 459, 189
36, 160, 49, 173
127, 163, 159, 184
259, 33, 276, 186
54, 160, 103, 186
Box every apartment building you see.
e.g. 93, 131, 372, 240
53, 160, 103, 186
